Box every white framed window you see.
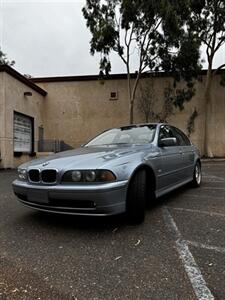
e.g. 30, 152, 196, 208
14, 112, 33, 153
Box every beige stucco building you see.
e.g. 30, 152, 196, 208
0, 65, 225, 168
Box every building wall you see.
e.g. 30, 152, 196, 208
1, 70, 225, 169
0, 72, 45, 168
168, 75, 225, 157
37, 74, 225, 156
37, 79, 131, 147
206, 75, 225, 156
0, 72, 6, 167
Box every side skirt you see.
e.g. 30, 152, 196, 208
155, 178, 193, 198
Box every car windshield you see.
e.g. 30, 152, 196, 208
85, 125, 157, 146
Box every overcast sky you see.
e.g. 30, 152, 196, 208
0, 0, 225, 77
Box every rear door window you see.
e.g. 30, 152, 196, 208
172, 127, 191, 146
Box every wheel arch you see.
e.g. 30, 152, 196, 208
126, 164, 156, 200
196, 158, 201, 167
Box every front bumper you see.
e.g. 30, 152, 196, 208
12, 180, 128, 216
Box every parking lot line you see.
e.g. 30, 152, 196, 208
203, 181, 225, 184
181, 194, 225, 200
186, 240, 225, 254
162, 207, 214, 300
169, 207, 225, 218
203, 175, 225, 181
202, 187, 225, 190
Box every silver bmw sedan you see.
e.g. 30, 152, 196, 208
12, 123, 201, 223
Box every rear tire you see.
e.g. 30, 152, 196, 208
191, 162, 202, 187
127, 170, 146, 224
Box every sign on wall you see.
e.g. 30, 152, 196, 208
14, 113, 32, 153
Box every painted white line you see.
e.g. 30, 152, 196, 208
162, 207, 214, 300
203, 175, 225, 181
202, 163, 225, 166
169, 207, 225, 218
187, 241, 225, 254
182, 194, 224, 200
203, 180, 225, 184
202, 187, 225, 190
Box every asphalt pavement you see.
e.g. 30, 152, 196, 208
0, 162, 224, 300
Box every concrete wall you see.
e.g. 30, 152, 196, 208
37, 79, 131, 148
37, 74, 225, 156
205, 75, 225, 156
167, 75, 225, 156
0, 72, 6, 167
0, 72, 45, 168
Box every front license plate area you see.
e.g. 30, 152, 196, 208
27, 189, 49, 204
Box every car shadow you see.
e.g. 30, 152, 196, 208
19, 210, 130, 233
148, 183, 194, 210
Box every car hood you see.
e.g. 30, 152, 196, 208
20, 144, 153, 170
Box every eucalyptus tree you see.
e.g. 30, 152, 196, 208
190, 0, 225, 157
83, 0, 201, 124
0, 48, 15, 66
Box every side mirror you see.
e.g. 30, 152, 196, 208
159, 137, 177, 147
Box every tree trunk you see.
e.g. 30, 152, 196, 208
203, 68, 214, 157
126, 70, 134, 125
129, 98, 134, 124
129, 73, 142, 124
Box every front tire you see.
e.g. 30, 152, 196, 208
127, 170, 146, 224
191, 162, 202, 187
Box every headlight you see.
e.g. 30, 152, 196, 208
18, 168, 27, 181
71, 171, 82, 182
84, 171, 96, 182
62, 170, 116, 183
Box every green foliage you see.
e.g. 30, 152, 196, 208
83, 0, 202, 123
138, 79, 197, 125
173, 87, 195, 110
187, 108, 199, 137
82, 0, 201, 77
161, 85, 176, 121
137, 80, 157, 122
189, 0, 225, 70
189, 1, 225, 157
190, 0, 225, 40
138, 81, 175, 123
0, 48, 15, 66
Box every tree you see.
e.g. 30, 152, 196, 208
137, 79, 175, 123
190, 0, 225, 157
137, 77, 196, 124
0, 48, 15, 66
82, 0, 201, 124
137, 79, 157, 123
186, 108, 199, 137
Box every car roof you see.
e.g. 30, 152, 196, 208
119, 123, 165, 130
